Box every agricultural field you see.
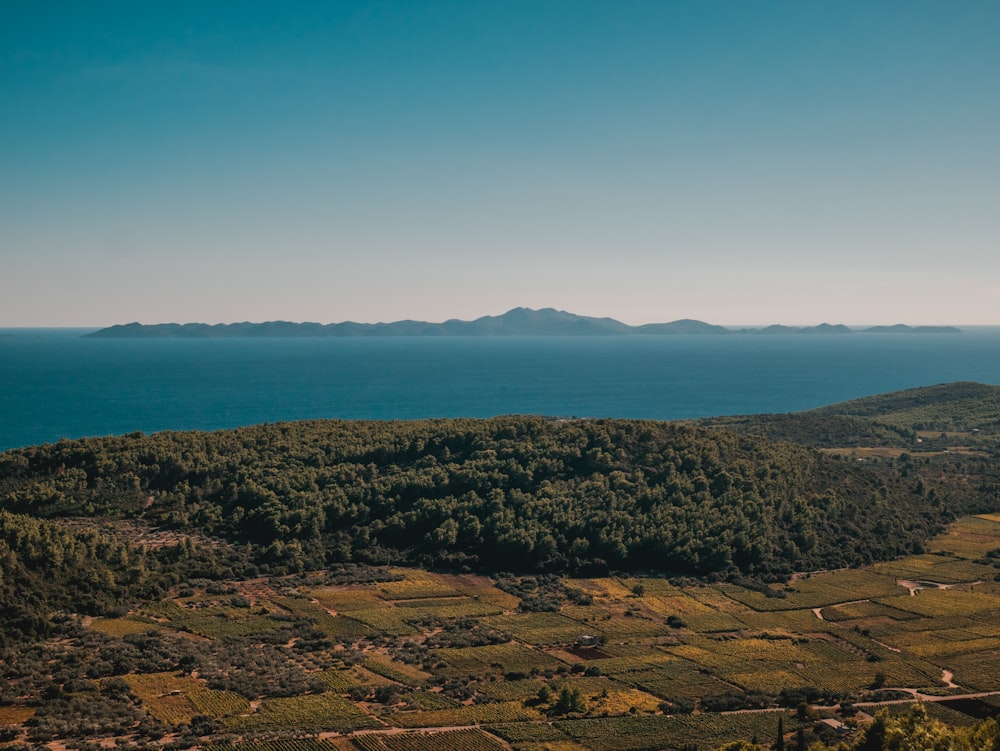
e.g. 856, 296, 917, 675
124, 672, 251, 724
431, 642, 564, 677
717, 569, 903, 612
346, 728, 506, 751
877, 589, 999, 619
223, 693, 380, 733
871, 555, 996, 585
431, 573, 524, 609
555, 711, 802, 751
272, 595, 374, 639
5, 521, 1000, 750
388, 701, 542, 728
87, 615, 161, 637
820, 600, 920, 623
378, 569, 467, 600
140, 599, 289, 639
214, 740, 338, 751
363, 654, 432, 686
483, 612, 594, 644
928, 516, 1000, 559
315, 669, 366, 692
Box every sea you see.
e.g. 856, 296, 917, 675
1, 328, 999, 452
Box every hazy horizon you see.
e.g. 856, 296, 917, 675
3, 307, 998, 331
3, 2, 999, 327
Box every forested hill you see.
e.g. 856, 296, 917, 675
808, 381, 1000, 429
1, 418, 982, 593
699, 382, 1000, 447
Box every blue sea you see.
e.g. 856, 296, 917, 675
1, 328, 999, 452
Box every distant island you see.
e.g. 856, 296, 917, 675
86, 307, 963, 338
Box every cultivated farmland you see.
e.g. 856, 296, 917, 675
5, 516, 1000, 750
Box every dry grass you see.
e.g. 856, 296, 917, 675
87, 616, 159, 637
0, 705, 35, 726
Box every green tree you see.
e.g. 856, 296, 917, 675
553, 685, 585, 715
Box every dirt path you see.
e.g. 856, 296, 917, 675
856, 689, 1000, 707
871, 638, 901, 653
811, 599, 870, 621
718, 689, 1000, 716
897, 580, 982, 596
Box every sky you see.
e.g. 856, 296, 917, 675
2, 1, 999, 327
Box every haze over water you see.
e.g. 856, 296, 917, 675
2, 329, 999, 452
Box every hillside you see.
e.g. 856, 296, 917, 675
808, 381, 1000, 431
1, 389, 1000, 749
2, 517, 1000, 749
0, 417, 979, 586
0, 386, 996, 641
700, 382, 1000, 447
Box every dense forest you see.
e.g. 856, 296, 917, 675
1, 413, 994, 641
1, 418, 965, 573
0, 511, 147, 635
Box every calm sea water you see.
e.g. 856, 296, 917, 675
1, 329, 999, 451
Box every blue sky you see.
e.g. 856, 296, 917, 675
2, 1, 998, 326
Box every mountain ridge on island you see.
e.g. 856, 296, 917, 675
84, 308, 963, 338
